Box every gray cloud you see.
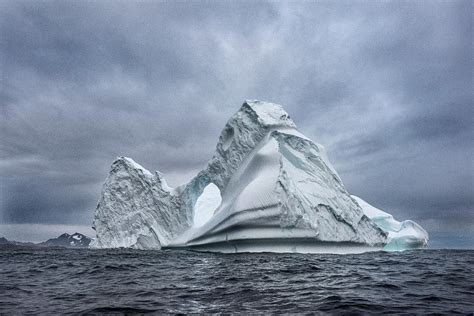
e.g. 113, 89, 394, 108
0, 0, 472, 246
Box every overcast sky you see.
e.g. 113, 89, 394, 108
1, 0, 472, 246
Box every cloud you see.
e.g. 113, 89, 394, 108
0, 0, 472, 244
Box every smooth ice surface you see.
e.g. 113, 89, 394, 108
193, 183, 221, 227
92, 100, 428, 253
352, 196, 429, 251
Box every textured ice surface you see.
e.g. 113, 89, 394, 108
352, 196, 429, 251
91, 157, 191, 249
91, 100, 427, 253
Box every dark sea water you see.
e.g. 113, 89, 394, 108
1, 248, 473, 314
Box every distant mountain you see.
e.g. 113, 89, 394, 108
38, 233, 91, 248
0, 233, 92, 249
0, 237, 36, 248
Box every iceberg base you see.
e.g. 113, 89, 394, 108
166, 239, 385, 254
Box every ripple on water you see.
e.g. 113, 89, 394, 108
0, 249, 473, 314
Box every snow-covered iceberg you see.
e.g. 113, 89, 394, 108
91, 100, 428, 253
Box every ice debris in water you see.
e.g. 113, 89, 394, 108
91, 100, 428, 253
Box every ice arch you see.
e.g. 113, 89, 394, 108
193, 183, 222, 227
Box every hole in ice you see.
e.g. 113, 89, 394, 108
193, 183, 222, 227
221, 126, 234, 151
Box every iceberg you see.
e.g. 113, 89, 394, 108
91, 100, 428, 253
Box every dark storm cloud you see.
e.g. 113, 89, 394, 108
0, 0, 472, 244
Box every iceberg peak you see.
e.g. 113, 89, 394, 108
243, 100, 296, 128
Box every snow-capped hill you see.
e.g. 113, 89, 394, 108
92, 100, 428, 253
40, 233, 91, 248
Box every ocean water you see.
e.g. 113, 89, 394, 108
0, 248, 473, 314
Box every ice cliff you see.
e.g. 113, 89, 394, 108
91, 100, 428, 253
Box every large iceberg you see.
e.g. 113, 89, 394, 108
91, 100, 428, 253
